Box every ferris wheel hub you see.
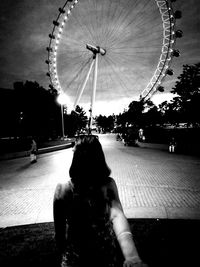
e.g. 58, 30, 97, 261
86, 44, 106, 56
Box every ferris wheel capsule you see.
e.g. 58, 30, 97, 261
166, 69, 174, 76
59, 8, 65, 13
175, 30, 183, 38
174, 10, 182, 19
172, 50, 180, 57
49, 34, 55, 39
53, 20, 59, 26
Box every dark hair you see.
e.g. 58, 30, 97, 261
69, 135, 111, 186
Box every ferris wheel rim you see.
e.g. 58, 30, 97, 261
46, 0, 179, 103
140, 0, 178, 101
47, 0, 79, 95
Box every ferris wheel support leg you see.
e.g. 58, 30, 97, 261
73, 59, 95, 109
89, 54, 98, 131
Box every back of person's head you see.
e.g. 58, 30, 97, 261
69, 135, 111, 186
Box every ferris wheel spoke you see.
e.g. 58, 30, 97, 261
98, 0, 119, 47
101, 3, 125, 45
110, 42, 162, 54
103, 56, 134, 96
107, 55, 141, 86
106, 14, 161, 52
86, 0, 101, 44
95, 0, 109, 44
100, 59, 124, 97
110, 34, 162, 53
109, 41, 162, 56
133, 11, 158, 30
103, 56, 147, 96
129, 0, 152, 24
104, 0, 140, 42
100, 61, 112, 99
73, 13, 97, 45
65, 57, 93, 92
103, 4, 134, 48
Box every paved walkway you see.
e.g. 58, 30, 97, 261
103, 135, 200, 220
0, 134, 200, 228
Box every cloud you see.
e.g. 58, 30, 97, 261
151, 92, 177, 106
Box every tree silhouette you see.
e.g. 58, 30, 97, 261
127, 100, 144, 127
170, 63, 200, 126
13, 81, 61, 138
64, 105, 88, 136
95, 114, 115, 133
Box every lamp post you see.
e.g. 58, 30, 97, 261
60, 104, 65, 139
57, 93, 68, 139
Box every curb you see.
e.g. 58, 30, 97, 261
137, 141, 168, 150
0, 142, 73, 161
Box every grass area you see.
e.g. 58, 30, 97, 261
0, 219, 199, 267
0, 223, 58, 267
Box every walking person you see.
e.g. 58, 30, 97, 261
169, 137, 177, 153
30, 138, 37, 163
53, 135, 148, 267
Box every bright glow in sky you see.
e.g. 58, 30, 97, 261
81, 97, 136, 116
151, 92, 177, 106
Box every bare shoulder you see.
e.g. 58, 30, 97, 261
54, 181, 73, 201
106, 176, 118, 189
104, 177, 120, 201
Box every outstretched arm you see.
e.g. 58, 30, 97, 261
108, 178, 148, 267
53, 183, 69, 253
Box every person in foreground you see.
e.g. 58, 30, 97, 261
53, 135, 148, 267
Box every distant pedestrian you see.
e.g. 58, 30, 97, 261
169, 137, 177, 153
30, 138, 37, 163
53, 135, 148, 267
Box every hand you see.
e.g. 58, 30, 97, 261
123, 259, 149, 267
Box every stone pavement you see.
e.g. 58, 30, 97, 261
103, 135, 200, 220
0, 134, 200, 228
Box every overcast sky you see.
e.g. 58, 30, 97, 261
0, 0, 199, 115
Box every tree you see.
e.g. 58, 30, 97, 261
64, 105, 88, 137
0, 89, 17, 137
74, 105, 88, 133
126, 100, 144, 127
13, 81, 61, 138
95, 114, 115, 133
159, 100, 180, 126
126, 99, 160, 128
143, 105, 162, 127
170, 63, 200, 126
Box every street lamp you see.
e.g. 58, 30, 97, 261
57, 93, 69, 139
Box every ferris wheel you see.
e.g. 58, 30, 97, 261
46, 0, 182, 124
